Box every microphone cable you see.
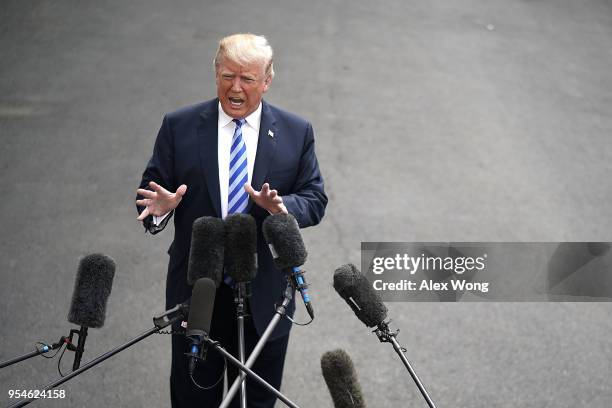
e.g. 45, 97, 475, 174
154, 319, 222, 388
277, 302, 313, 326
189, 354, 227, 391
32, 336, 73, 377
153, 328, 225, 390
56, 340, 72, 377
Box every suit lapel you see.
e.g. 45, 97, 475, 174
248, 100, 278, 212
198, 100, 222, 218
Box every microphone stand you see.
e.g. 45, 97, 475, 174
0, 337, 67, 369
219, 280, 293, 408
7, 303, 188, 408
204, 334, 301, 408
234, 281, 249, 408
374, 321, 437, 408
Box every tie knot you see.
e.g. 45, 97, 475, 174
233, 118, 245, 129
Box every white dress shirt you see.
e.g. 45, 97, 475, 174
153, 102, 261, 224
217, 101, 260, 218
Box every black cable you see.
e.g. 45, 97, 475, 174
284, 314, 313, 326
190, 355, 227, 390
57, 344, 69, 377
275, 302, 313, 326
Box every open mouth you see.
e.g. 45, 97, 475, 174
229, 97, 244, 107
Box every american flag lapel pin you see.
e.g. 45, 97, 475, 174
268, 130, 274, 138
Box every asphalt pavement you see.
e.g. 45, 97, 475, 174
1, 1, 611, 407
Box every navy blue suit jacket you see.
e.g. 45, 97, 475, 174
138, 98, 327, 339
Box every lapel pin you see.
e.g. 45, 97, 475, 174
268, 130, 274, 138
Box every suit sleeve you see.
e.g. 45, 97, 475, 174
282, 122, 328, 228
136, 115, 176, 234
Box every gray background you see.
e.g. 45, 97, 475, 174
1, 0, 611, 407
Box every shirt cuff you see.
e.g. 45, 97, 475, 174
153, 212, 171, 226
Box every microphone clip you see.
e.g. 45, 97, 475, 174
48, 336, 70, 351
65, 328, 83, 352
373, 321, 401, 345
153, 302, 189, 329
67, 326, 88, 371
233, 281, 252, 306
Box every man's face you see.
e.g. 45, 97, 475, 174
216, 58, 271, 119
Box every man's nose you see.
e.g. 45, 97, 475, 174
231, 77, 242, 92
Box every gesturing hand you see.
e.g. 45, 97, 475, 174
136, 181, 187, 221
244, 183, 288, 214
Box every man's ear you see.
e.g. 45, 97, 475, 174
263, 75, 272, 92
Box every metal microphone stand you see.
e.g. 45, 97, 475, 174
6, 304, 188, 408
234, 281, 249, 408
374, 321, 437, 408
0, 336, 68, 369
204, 333, 301, 408
219, 280, 293, 408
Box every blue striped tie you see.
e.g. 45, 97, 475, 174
228, 119, 249, 215
224, 119, 248, 287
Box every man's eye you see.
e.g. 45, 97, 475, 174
243, 78, 255, 83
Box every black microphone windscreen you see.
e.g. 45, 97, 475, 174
321, 349, 366, 408
67, 254, 115, 328
333, 264, 387, 328
587, 242, 611, 257
187, 278, 216, 338
262, 213, 307, 269
224, 214, 257, 282
187, 217, 225, 287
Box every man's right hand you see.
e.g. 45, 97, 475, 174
136, 181, 187, 221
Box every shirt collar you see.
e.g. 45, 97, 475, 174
218, 101, 262, 131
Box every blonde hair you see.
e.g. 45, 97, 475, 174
214, 33, 275, 79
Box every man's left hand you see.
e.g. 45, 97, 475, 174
244, 183, 288, 214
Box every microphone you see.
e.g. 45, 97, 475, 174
333, 264, 387, 328
67, 253, 115, 370
224, 213, 257, 283
186, 277, 217, 375
187, 216, 225, 287
224, 214, 257, 407
587, 242, 611, 257
262, 213, 313, 319
321, 349, 366, 408
333, 265, 438, 408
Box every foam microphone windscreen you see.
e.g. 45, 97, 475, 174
321, 349, 366, 408
587, 242, 611, 257
333, 264, 388, 328
67, 254, 116, 328
186, 278, 217, 338
187, 217, 225, 287
262, 213, 307, 269
224, 213, 257, 282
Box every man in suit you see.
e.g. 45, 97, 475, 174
136, 33, 327, 407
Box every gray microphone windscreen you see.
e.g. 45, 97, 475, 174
587, 242, 611, 257
321, 349, 366, 408
187, 217, 225, 287
67, 254, 116, 328
333, 264, 387, 328
224, 214, 257, 282
262, 213, 307, 269
186, 278, 217, 338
